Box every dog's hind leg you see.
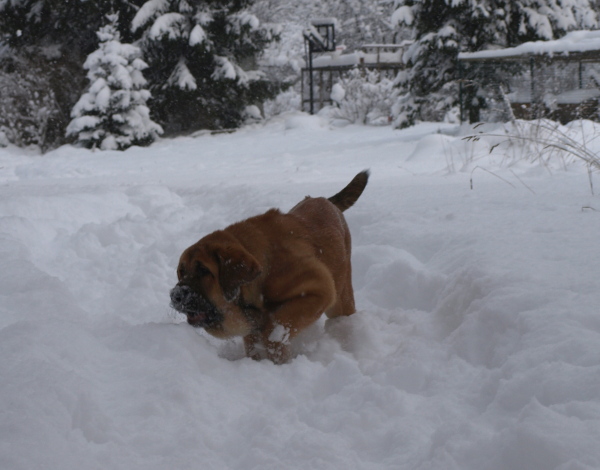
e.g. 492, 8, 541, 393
325, 270, 355, 319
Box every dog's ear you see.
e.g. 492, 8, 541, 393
214, 243, 262, 302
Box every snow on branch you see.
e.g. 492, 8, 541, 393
521, 8, 553, 40
391, 6, 414, 27
149, 12, 189, 40
189, 24, 207, 46
132, 0, 170, 32
194, 9, 212, 26
168, 59, 197, 90
211, 56, 236, 81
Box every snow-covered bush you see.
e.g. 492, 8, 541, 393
263, 88, 301, 118
242, 105, 263, 123
331, 68, 393, 125
67, 14, 163, 151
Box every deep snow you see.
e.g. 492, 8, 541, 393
1, 114, 600, 470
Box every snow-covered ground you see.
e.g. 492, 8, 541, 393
1, 114, 600, 470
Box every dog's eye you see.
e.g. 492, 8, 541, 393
196, 263, 211, 277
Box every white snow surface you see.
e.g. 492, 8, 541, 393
1, 114, 600, 470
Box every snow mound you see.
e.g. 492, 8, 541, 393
284, 112, 329, 131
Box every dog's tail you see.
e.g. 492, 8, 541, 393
328, 170, 369, 212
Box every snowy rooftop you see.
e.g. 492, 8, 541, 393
458, 29, 600, 61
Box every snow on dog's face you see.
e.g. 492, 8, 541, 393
170, 230, 262, 339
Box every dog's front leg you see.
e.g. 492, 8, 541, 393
264, 289, 336, 364
242, 322, 293, 363
243, 332, 265, 361
245, 261, 336, 364
264, 326, 292, 364
244, 325, 290, 364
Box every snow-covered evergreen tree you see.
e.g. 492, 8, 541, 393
67, 14, 163, 150
392, 0, 598, 128
132, 0, 280, 132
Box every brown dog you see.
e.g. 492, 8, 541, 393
170, 171, 369, 363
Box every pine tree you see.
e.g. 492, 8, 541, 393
66, 14, 163, 150
391, 0, 598, 128
132, 0, 280, 133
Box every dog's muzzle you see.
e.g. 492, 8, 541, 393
170, 285, 221, 327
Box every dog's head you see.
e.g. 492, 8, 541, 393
170, 231, 262, 338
